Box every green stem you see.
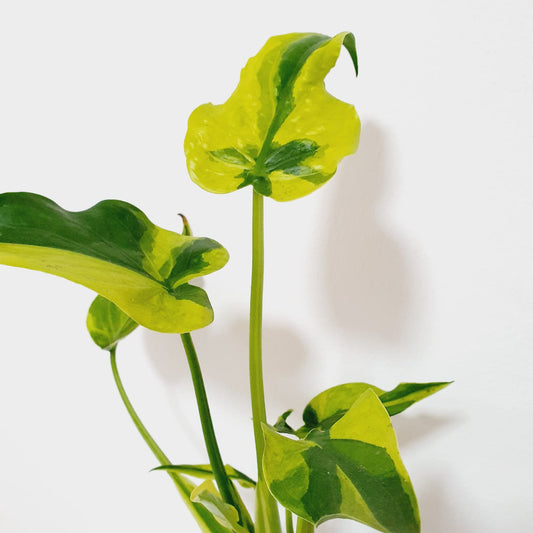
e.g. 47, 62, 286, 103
110, 346, 172, 466
250, 190, 267, 471
285, 509, 295, 533
295, 518, 315, 533
250, 190, 281, 533
180, 333, 253, 531
109, 347, 219, 533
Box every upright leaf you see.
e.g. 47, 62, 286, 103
0, 193, 228, 333
263, 389, 420, 533
185, 32, 360, 201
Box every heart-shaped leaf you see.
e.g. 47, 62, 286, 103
0, 192, 228, 333
263, 389, 420, 532
300, 381, 451, 433
87, 295, 138, 350
185, 32, 360, 202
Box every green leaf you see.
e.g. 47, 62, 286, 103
87, 295, 138, 350
301, 381, 451, 432
273, 409, 297, 436
263, 389, 420, 533
185, 32, 360, 202
379, 381, 452, 416
173, 475, 233, 533
302, 383, 384, 432
153, 464, 256, 488
191, 481, 248, 533
0, 192, 228, 334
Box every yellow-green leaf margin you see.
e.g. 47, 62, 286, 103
185, 32, 360, 202
263, 389, 420, 533
301, 381, 452, 432
0, 192, 228, 334
87, 295, 138, 350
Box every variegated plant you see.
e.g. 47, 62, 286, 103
185, 32, 360, 202
0, 31, 450, 533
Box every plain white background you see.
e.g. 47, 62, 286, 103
1, 1, 532, 531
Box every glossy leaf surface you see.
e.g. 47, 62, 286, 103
154, 464, 256, 488
191, 481, 247, 533
87, 295, 138, 350
0, 192, 228, 333
301, 381, 451, 433
263, 389, 420, 532
185, 32, 360, 201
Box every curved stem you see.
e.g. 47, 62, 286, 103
109, 347, 222, 533
180, 333, 253, 531
250, 190, 281, 533
110, 346, 171, 465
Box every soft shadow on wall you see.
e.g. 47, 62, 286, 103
322, 121, 413, 345
321, 121, 466, 531
142, 318, 310, 424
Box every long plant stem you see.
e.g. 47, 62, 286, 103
296, 518, 315, 533
250, 190, 267, 471
250, 190, 281, 533
109, 347, 217, 531
110, 346, 170, 463
180, 333, 253, 531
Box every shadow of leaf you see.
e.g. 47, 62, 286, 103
141, 318, 310, 422
322, 121, 413, 345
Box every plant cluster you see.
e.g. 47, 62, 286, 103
0, 32, 449, 533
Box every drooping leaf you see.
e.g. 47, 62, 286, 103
191, 480, 248, 533
263, 389, 420, 532
87, 295, 138, 350
300, 381, 451, 433
153, 464, 256, 488
0, 192, 228, 333
185, 32, 360, 202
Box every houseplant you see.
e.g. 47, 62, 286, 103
0, 31, 449, 533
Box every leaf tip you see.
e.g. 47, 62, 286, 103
341, 32, 358, 76
178, 213, 192, 236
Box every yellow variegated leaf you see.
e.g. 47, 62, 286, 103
299, 381, 452, 433
0, 193, 228, 334
185, 32, 360, 202
87, 296, 138, 351
263, 390, 420, 533
191, 481, 247, 533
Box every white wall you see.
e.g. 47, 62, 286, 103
1, 1, 532, 531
